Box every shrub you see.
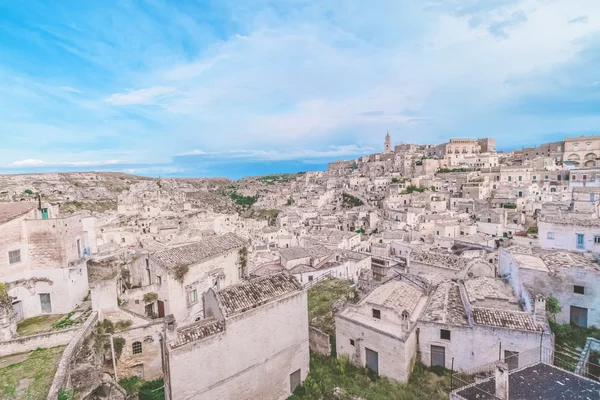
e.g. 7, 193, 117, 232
119, 376, 143, 395
143, 292, 158, 303
139, 378, 165, 400
58, 388, 75, 400
173, 264, 189, 283
115, 319, 133, 331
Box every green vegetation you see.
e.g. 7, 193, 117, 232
503, 203, 517, 209
115, 320, 133, 331
308, 278, 357, 335
0, 347, 65, 400
119, 376, 144, 396
259, 174, 296, 184
400, 185, 426, 194
288, 354, 450, 400
173, 264, 190, 283
355, 229, 365, 234
250, 209, 281, 226
287, 198, 295, 206
61, 199, 117, 214
551, 322, 600, 350
17, 315, 64, 336
437, 168, 473, 173
341, 193, 364, 208
24, 189, 33, 195
546, 296, 562, 322
527, 226, 539, 234
57, 388, 74, 400
52, 312, 83, 330
143, 292, 158, 303
139, 378, 165, 400
82, 290, 91, 302
230, 191, 259, 207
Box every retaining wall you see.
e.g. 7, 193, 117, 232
0, 327, 80, 357
309, 326, 332, 356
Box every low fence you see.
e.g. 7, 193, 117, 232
309, 326, 332, 356
47, 311, 98, 400
0, 326, 80, 357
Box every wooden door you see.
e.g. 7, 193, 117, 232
157, 300, 165, 318
365, 347, 379, 375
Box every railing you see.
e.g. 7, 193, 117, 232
303, 271, 333, 289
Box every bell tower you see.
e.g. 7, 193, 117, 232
384, 131, 392, 153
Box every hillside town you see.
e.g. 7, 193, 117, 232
3, 132, 600, 399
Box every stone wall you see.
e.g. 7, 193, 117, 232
0, 326, 80, 357
47, 311, 98, 400
309, 326, 331, 355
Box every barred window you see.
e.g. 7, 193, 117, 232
132, 341, 142, 355
8, 250, 21, 265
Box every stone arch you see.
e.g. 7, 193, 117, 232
568, 154, 580, 161
585, 153, 597, 161
585, 159, 596, 167
464, 259, 495, 278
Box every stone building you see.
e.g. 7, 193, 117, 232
335, 280, 429, 382
564, 134, 600, 167
122, 232, 247, 323
0, 202, 94, 321
500, 246, 600, 328
418, 278, 551, 372
538, 215, 600, 252
384, 132, 393, 154
164, 273, 309, 400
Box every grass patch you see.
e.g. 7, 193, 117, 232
288, 353, 451, 400
17, 315, 64, 336
308, 278, 357, 335
341, 193, 364, 208
0, 347, 65, 400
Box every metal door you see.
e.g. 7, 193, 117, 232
570, 306, 588, 327
365, 347, 379, 375
39, 293, 52, 313
12, 301, 23, 322
289, 369, 301, 393
431, 345, 446, 367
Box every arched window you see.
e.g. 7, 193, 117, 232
132, 341, 142, 355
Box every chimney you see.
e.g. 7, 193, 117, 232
495, 362, 509, 400
534, 295, 547, 326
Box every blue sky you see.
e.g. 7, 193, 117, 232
1, 0, 599, 179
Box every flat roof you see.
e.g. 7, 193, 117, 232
455, 363, 600, 400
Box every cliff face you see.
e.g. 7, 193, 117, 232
0, 285, 17, 341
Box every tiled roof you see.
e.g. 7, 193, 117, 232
217, 273, 301, 316
364, 280, 423, 315
153, 233, 246, 269
171, 318, 225, 348
420, 281, 469, 326
410, 251, 467, 271
540, 215, 600, 227
0, 202, 37, 225
472, 308, 540, 332
464, 277, 517, 306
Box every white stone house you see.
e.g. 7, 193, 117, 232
408, 250, 495, 284
164, 273, 309, 400
335, 280, 429, 382
538, 215, 600, 252
1, 202, 93, 321
499, 246, 600, 328
418, 278, 552, 372
123, 233, 247, 324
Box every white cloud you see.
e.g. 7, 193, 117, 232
105, 86, 177, 105
11, 159, 121, 167
58, 86, 82, 93
175, 144, 375, 161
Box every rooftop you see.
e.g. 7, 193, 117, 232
364, 280, 423, 315
217, 273, 302, 316
507, 246, 600, 272
420, 281, 469, 326
472, 308, 540, 331
153, 232, 246, 269
171, 318, 225, 348
455, 363, 600, 400
0, 201, 37, 225
540, 215, 600, 227
464, 277, 519, 308
410, 251, 467, 271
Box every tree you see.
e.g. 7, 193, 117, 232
546, 296, 562, 322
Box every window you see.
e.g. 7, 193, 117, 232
156, 276, 162, 286
558, 175, 562, 181
187, 289, 198, 305
573, 175, 577, 180
558, 145, 562, 151
547, 232, 555, 240
574, 285, 585, 295
350, 339, 355, 346
545, 175, 549, 180
577, 234, 585, 249
308, 275, 313, 282
574, 144, 579, 151
121, 237, 126, 243
518, 176, 522, 181
8, 250, 21, 265
40, 293, 52, 313
565, 175, 570, 181
508, 176, 512, 181
372, 308, 381, 319
595, 236, 600, 244
584, 175, 588, 180
533, 176, 536, 180
132, 341, 142, 355
77, 239, 82, 258
440, 329, 451, 340
591, 194, 595, 202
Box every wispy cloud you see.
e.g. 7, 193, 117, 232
1, 0, 600, 177
11, 159, 121, 167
